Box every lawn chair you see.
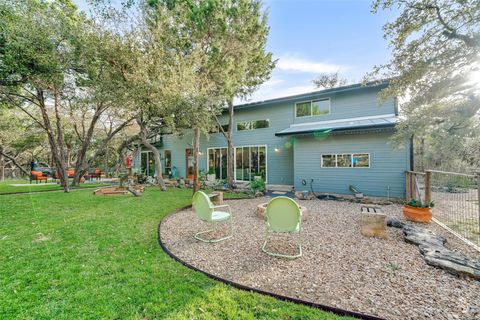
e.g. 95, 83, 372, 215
192, 191, 233, 243
261, 196, 302, 259
30, 171, 48, 184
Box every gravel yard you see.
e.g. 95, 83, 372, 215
160, 197, 480, 320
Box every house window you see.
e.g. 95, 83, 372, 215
234, 146, 267, 181
210, 124, 229, 133
207, 148, 228, 180
237, 119, 269, 131
353, 153, 370, 168
164, 150, 171, 175
321, 153, 370, 168
296, 98, 330, 117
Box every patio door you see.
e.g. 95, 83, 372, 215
185, 148, 194, 181
140, 151, 155, 177
234, 146, 267, 182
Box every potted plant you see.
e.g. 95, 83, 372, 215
403, 199, 435, 223
206, 168, 216, 182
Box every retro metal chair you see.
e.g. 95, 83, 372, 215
261, 196, 302, 259
192, 191, 233, 243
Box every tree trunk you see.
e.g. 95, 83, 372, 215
72, 117, 133, 186
192, 127, 200, 194
137, 119, 166, 191
0, 147, 4, 181
226, 100, 235, 189
37, 88, 69, 192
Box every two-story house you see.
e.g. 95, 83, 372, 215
138, 80, 411, 198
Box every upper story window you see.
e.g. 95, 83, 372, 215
237, 119, 269, 131
210, 124, 229, 133
295, 98, 331, 117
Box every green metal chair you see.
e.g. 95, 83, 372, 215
192, 191, 233, 243
261, 196, 302, 259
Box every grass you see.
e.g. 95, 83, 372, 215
0, 188, 349, 319
0, 179, 110, 194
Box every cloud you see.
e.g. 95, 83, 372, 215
276, 56, 345, 74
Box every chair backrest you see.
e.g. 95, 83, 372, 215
31, 171, 43, 177
192, 191, 214, 222
265, 196, 302, 232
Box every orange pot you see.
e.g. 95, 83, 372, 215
403, 205, 432, 223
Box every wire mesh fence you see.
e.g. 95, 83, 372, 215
0, 167, 28, 180
429, 170, 480, 250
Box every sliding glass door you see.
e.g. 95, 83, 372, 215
208, 148, 227, 180
208, 145, 267, 182
234, 146, 266, 182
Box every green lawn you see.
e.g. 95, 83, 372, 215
0, 188, 348, 319
0, 179, 110, 194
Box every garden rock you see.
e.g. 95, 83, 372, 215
402, 224, 480, 280
419, 245, 480, 280
403, 224, 446, 247
386, 217, 404, 228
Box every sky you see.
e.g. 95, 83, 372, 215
74, 0, 398, 103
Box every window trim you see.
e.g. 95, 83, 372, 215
236, 119, 270, 132
321, 153, 370, 168
295, 98, 331, 118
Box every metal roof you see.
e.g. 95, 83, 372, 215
275, 115, 399, 137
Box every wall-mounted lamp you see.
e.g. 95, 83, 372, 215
198, 151, 203, 156
274, 148, 280, 152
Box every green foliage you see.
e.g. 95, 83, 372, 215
250, 177, 265, 193
371, 0, 480, 172
406, 198, 435, 209
0, 189, 346, 319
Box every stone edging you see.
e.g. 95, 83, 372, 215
157, 201, 385, 320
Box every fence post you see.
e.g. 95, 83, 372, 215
405, 171, 411, 201
425, 170, 432, 203
476, 172, 480, 223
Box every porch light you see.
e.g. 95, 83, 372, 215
274, 148, 280, 152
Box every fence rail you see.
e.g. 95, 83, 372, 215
407, 169, 480, 251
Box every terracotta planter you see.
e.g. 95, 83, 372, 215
403, 205, 432, 223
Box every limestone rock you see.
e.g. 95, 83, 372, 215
386, 217, 404, 228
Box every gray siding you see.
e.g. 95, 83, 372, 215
293, 131, 409, 198
292, 87, 395, 125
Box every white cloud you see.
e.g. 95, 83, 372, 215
276, 56, 345, 74
240, 84, 316, 103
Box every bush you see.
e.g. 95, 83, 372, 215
250, 178, 265, 193
405, 198, 435, 208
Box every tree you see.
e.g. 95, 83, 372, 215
312, 72, 348, 89
371, 0, 480, 171
0, 1, 136, 190
202, 0, 275, 189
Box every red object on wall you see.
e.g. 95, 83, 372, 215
125, 155, 132, 169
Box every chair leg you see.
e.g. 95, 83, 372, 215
194, 218, 233, 243
261, 228, 302, 259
